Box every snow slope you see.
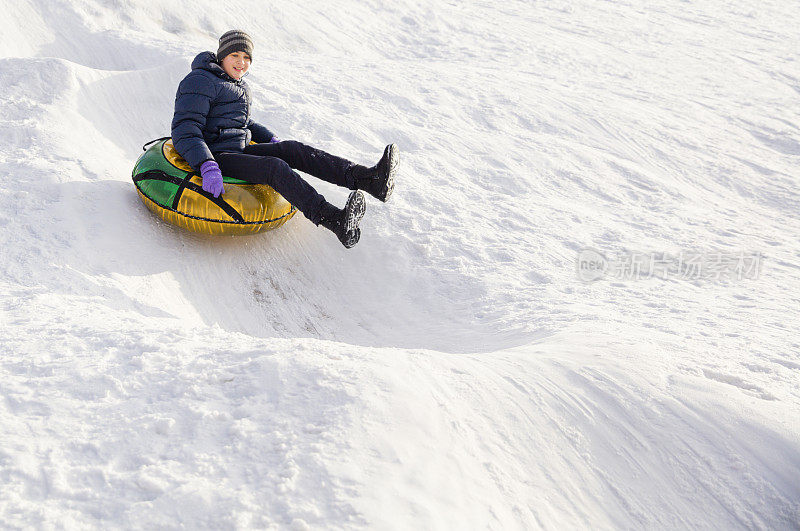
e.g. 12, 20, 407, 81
1, 0, 799, 528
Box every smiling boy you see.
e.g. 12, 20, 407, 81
171, 30, 398, 248
220, 50, 250, 80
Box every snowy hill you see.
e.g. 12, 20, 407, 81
1, 0, 799, 528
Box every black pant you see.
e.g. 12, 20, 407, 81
215, 141, 356, 224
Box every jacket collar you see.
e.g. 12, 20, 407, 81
191, 51, 242, 83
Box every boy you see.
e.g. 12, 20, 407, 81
171, 30, 398, 248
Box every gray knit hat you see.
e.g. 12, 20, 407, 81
217, 30, 254, 62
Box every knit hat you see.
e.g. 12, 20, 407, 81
217, 30, 254, 62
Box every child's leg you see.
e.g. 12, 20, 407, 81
214, 152, 327, 223
243, 141, 357, 189
215, 151, 367, 248
246, 141, 398, 203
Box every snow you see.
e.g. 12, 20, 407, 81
1, 0, 799, 528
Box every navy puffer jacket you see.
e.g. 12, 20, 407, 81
171, 51, 275, 171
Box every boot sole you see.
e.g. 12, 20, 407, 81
342, 191, 366, 248
342, 227, 361, 249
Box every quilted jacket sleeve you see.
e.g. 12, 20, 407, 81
247, 118, 276, 143
171, 73, 217, 171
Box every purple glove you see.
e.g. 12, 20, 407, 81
269, 136, 281, 143
200, 160, 224, 198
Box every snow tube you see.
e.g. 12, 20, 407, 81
132, 138, 297, 235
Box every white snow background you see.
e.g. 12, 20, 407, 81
0, 0, 798, 528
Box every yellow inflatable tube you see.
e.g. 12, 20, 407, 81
132, 138, 297, 235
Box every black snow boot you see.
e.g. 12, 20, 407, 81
348, 144, 399, 202
316, 191, 367, 249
